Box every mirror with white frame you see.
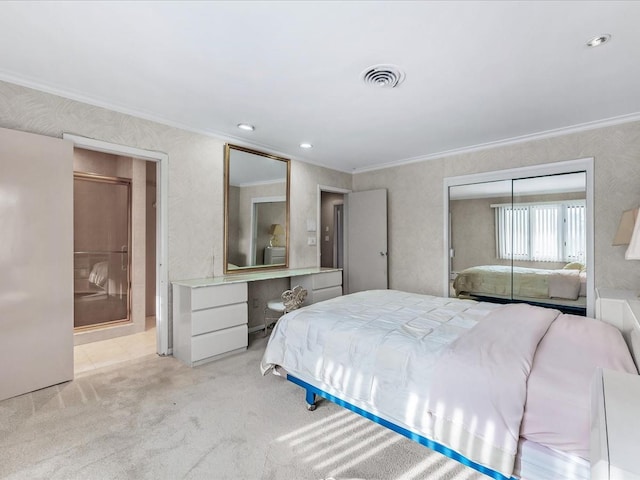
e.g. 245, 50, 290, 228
224, 144, 290, 274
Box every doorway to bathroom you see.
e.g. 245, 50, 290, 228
64, 133, 169, 364
69, 142, 163, 373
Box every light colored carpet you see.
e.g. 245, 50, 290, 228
0, 334, 484, 480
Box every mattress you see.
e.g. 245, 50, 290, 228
262, 290, 637, 479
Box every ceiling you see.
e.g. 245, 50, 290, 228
1, 1, 639, 173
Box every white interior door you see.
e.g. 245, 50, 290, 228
0, 127, 74, 401
346, 189, 388, 293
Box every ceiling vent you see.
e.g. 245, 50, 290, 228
361, 64, 405, 88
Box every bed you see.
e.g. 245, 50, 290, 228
261, 290, 638, 480
452, 265, 587, 309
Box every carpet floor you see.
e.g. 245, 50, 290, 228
0, 334, 484, 480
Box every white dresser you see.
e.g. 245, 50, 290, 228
172, 267, 342, 367
591, 368, 640, 480
591, 289, 640, 480
172, 282, 248, 367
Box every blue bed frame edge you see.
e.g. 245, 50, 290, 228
286, 374, 515, 480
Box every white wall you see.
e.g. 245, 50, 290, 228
353, 122, 640, 295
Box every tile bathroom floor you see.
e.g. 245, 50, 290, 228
74, 316, 157, 374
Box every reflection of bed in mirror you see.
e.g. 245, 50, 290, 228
453, 264, 587, 314
447, 165, 592, 316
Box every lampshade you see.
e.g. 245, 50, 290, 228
269, 224, 284, 236
625, 210, 640, 260
612, 208, 638, 246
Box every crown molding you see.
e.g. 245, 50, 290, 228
2, 72, 639, 178
352, 112, 640, 175
0, 72, 354, 174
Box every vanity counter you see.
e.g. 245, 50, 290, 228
172, 267, 343, 367
172, 267, 342, 288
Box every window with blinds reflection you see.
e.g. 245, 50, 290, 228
495, 200, 586, 263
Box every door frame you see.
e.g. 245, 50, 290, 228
317, 185, 351, 292
63, 134, 170, 355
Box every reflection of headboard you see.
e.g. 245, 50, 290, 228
622, 300, 640, 372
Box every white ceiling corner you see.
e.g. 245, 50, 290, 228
0, 1, 639, 173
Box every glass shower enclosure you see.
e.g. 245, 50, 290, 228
73, 173, 131, 330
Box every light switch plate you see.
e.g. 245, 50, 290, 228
307, 236, 317, 246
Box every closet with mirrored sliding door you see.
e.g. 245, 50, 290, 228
444, 159, 594, 317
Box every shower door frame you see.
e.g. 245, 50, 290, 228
73, 172, 132, 331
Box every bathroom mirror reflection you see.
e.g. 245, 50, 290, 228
224, 144, 290, 273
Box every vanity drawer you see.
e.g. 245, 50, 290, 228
191, 282, 247, 311
313, 285, 343, 303
309, 271, 342, 290
191, 324, 248, 363
191, 303, 247, 336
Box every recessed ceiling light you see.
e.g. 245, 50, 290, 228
299, 143, 313, 149
586, 34, 611, 47
237, 123, 255, 131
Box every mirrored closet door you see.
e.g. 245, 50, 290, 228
447, 163, 591, 316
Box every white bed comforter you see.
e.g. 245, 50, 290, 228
260, 290, 559, 478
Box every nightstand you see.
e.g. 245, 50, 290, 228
591, 368, 640, 480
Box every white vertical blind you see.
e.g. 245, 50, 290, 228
565, 202, 586, 262
495, 200, 585, 263
496, 205, 529, 260
530, 204, 561, 261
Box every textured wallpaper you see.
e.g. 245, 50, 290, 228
0, 80, 353, 330
3, 78, 640, 325
354, 121, 640, 297
0, 80, 352, 284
